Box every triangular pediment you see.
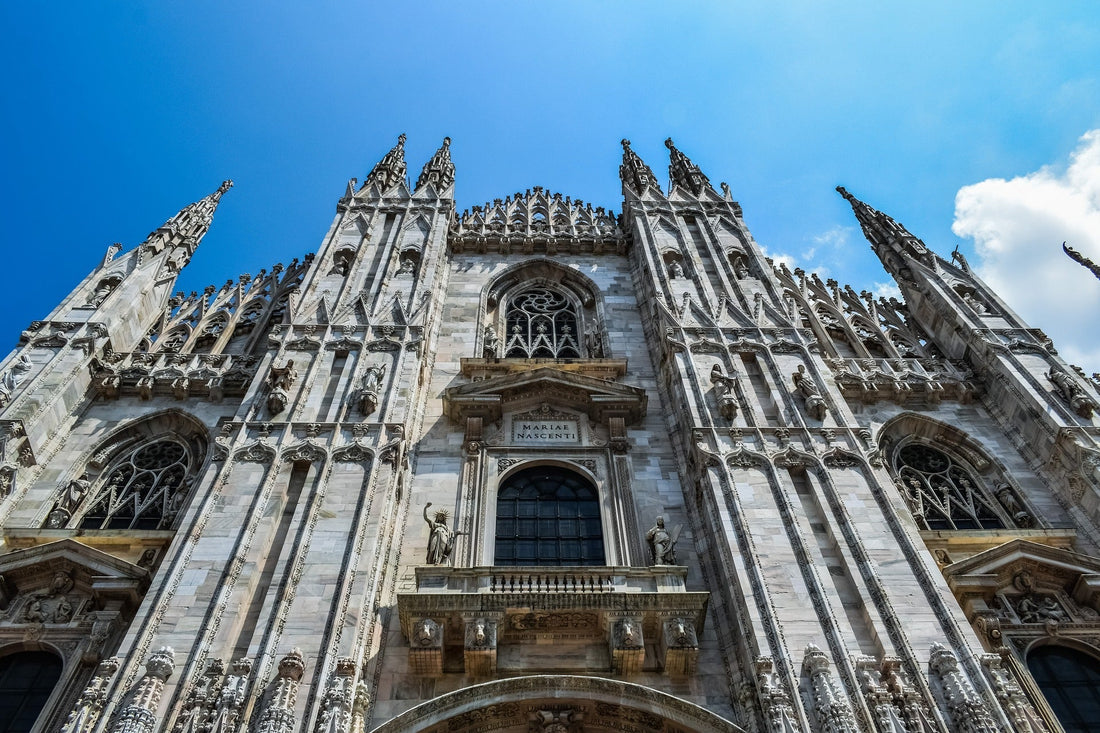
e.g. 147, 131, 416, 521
944, 539, 1100, 599
444, 365, 646, 425
0, 538, 150, 610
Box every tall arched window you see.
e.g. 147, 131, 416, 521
495, 466, 604, 566
504, 288, 580, 358
1028, 646, 1100, 732
0, 650, 63, 733
79, 437, 196, 530
893, 443, 1005, 530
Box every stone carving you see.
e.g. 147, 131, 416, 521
396, 256, 416, 275
1014, 594, 1068, 624
662, 618, 699, 676
483, 326, 499, 358
754, 656, 800, 732
207, 658, 252, 733
610, 617, 644, 674
253, 649, 305, 733
928, 643, 998, 733
314, 658, 357, 733
980, 653, 1051, 733
61, 656, 121, 733
0, 353, 32, 407
172, 658, 223, 733
409, 618, 443, 675
45, 472, 92, 528
645, 515, 680, 565
668, 259, 684, 279
266, 361, 297, 415
423, 503, 462, 564
530, 708, 583, 733
793, 364, 827, 421
584, 322, 605, 358
1048, 366, 1096, 418
350, 681, 369, 733
110, 646, 175, 733
802, 645, 857, 733
710, 363, 739, 419
855, 656, 935, 733
464, 618, 498, 676
993, 483, 1034, 527
359, 363, 386, 415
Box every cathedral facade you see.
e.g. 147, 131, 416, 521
1, 136, 1099, 733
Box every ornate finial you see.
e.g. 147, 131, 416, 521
415, 137, 455, 192
217, 180, 233, 195
835, 185, 853, 201
665, 138, 714, 196
835, 185, 934, 273
1063, 241, 1100, 283
620, 138, 661, 195
365, 134, 409, 191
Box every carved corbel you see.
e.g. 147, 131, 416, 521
408, 618, 443, 675
660, 617, 699, 676
609, 616, 644, 675
463, 617, 498, 676
608, 416, 629, 453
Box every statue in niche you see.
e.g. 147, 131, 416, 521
87, 278, 118, 306
668, 260, 684, 279
793, 364, 828, 421
45, 472, 92, 528
646, 515, 680, 565
730, 254, 750, 279
0, 354, 32, 407
397, 257, 416, 275
584, 323, 604, 358
994, 482, 1034, 527
359, 363, 387, 415
423, 503, 463, 564
482, 326, 499, 358
1048, 366, 1096, 418
961, 291, 987, 314
266, 361, 296, 415
710, 363, 739, 419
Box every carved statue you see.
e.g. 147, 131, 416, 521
994, 483, 1034, 527
793, 364, 828, 421
266, 360, 296, 414
730, 254, 749, 279
710, 363, 739, 419
1017, 594, 1068, 623
483, 326, 499, 358
1048, 366, 1096, 418
646, 515, 680, 565
584, 323, 604, 358
0, 354, 32, 406
397, 257, 416, 275
668, 260, 684, 279
423, 503, 460, 564
59, 473, 91, 513
55, 595, 74, 623
362, 363, 386, 394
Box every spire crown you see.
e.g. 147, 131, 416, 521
619, 139, 662, 195
665, 138, 714, 196
365, 134, 408, 191
416, 137, 455, 192
836, 185, 935, 275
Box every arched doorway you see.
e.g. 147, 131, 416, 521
494, 466, 604, 566
369, 675, 744, 733
0, 650, 63, 733
1028, 645, 1100, 732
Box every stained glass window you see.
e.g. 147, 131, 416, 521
893, 443, 1005, 530
79, 438, 195, 530
504, 288, 580, 358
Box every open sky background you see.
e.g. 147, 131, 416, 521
3, 3, 1100, 368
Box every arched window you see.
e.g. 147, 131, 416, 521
893, 443, 1005, 530
495, 466, 604, 566
504, 288, 580, 358
0, 650, 63, 733
1028, 646, 1100, 732
79, 437, 196, 530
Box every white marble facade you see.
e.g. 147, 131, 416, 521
1, 137, 1098, 732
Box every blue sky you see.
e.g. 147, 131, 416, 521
3, 3, 1100, 366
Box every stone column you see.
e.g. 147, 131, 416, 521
254, 649, 305, 733
61, 657, 120, 733
110, 647, 175, 733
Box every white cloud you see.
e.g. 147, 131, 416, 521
953, 130, 1100, 370
872, 281, 902, 301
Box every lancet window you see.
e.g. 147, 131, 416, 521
892, 443, 1006, 530
77, 437, 197, 530
504, 287, 581, 358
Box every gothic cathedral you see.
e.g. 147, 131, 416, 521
1, 136, 1099, 733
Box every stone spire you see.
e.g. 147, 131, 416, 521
365, 134, 408, 191
836, 186, 935, 274
415, 137, 455, 192
140, 181, 233, 265
665, 138, 714, 196
1063, 241, 1100, 283
619, 139, 662, 195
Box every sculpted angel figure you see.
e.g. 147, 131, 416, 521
423, 503, 465, 564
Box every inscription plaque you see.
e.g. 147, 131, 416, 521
512, 419, 580, 444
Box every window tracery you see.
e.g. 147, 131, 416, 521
495, 466, 605, 566
503, 288, 581, 359
892, 443, 1007, 530
76, 437, 197, 530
